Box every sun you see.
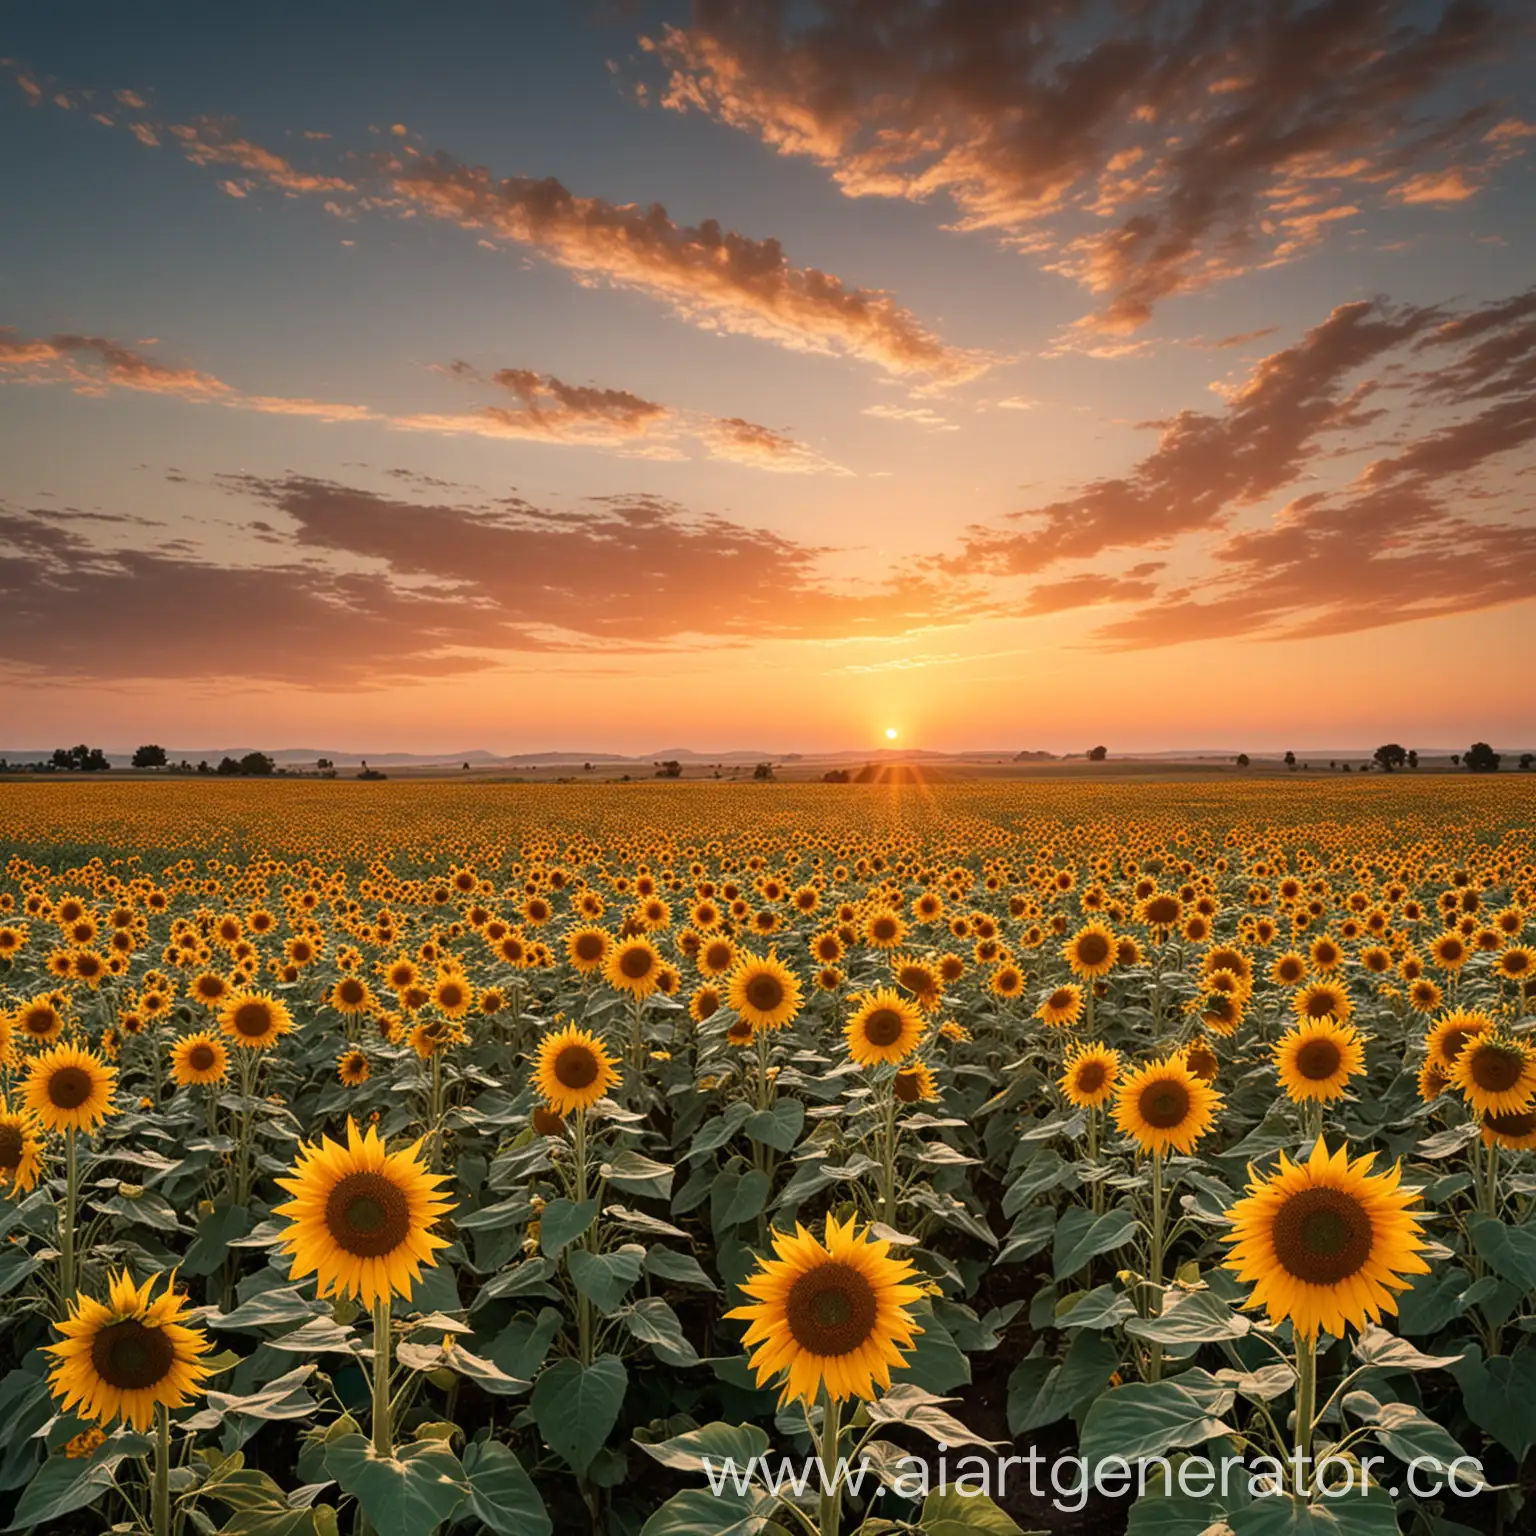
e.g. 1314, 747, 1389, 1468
884, 727, 898, 740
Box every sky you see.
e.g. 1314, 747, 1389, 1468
1, 0, 1534, 757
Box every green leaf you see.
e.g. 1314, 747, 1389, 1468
323, 1435, 466, 1536
623, 1297, 700, 1366
1126, 1480, 1252, 1535
459, 1440, 549, 1536
745, 1099, 805, 1153
1227, 1485, 1402, 1535
539, 1198, 598, 1257
1468, 1215, 1536, 1292
866, 1383, 998, 1448
1350, 1324, 1460, 1373
1349, 1399, 1485, 1488
1124, 1289, 1249, 1344
485, 1307, 563, 1380
1052, 1206, 1137, 1280
1079, 1370, 1236, 1463
1013, 1329, 1121, 1433
637, 1421, 769, 1472
686, 1101, 754, 1161
530, 1354, 628, 1475
710, 1166, 770, 1235
1448, 1344, 1536, 1461
0, 1246, 43, 1299
7, 1434, 149, 1530
212, 1287, 326, 1331
639, 1486, 778, 1536
890, 1302, 970, 1394
182, 1203, 253, 1277
602, 1150, 676, 1200
567, 1246, 644, 1314
919, 1488, 1024, 1536
1055, 1285, 1135, 1331
645, 1247, 718, 1292
202, 1365, 319, 1422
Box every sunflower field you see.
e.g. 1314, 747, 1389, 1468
2, 776, 1535, 1536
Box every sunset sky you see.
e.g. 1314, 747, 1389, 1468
2, 1, 1534, 756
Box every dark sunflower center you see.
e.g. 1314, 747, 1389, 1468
1076, 933, 1110, 966
619, 947, 654, 979
1487, 1108, 1536, 1136
324, 1171, 411, 1257
91, 1319, 175, 1391
1139, 1079, 1191, 1129
1295, 1038, 1343, 1081
1304, 992, 1338, 1019
232, 1002, 273, 1038
339, 980, 365, 1004
1075, 1061, 1107, 1094
862, 1008, 905, 1047
898, 967, 929, 992
1146, 897, 1180, 924
695, 992, 719, 1020
1470, 1046, 1523, 1093
785, 1261, 878, 1357
1505, 954, 1531, 974
894, 1071, 923, 1104
0, 1125, 23, 1169
1279, 961, 1303, 982
188, 1044, 217, 1072
24, 1009, 56, 1035
1270, 1186, 1373, 1285
575, 934, 604, 961
1048, 989, 1074, 1011
872, 919, 897, 940
554, 1044, 599, 1089
439, 984, 464, 1008
727, 1019, 755, 1042
47, 1066, 94, 1110
744, 974, 785, 1013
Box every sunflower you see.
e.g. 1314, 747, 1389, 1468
24, 1044, 118, 1134
533, 1024, 621, 1114
337, 1048, 372, 1086
329, 975, 374, 1016
1275, 1018, 1365, 1104
0, 1105, 45, 1195
1430, 931, 1469, 970
566, 926, 611, 975
1112, 1055, 1221, 1156
1424, 1008, 1494, 1074
274, 1117, 454, 1306
725, 1214, 926, 1404
689, 985, 723, 1024
169, 1032, 228, 1087
891, 955, 942, 1008
728, 951, 803, 1031
13, 996, 64, 1044
1293, 980, 1353, 1025
218, 990, 294, 1050
1059, 1043, 1120, 1108
1451, 1036, 1536, 1117
1036, 984, 1084, 1029
726, 1016, 757, 1047
45, 1270, 213, 1430
862, 909, 906, 950
1063, 922, 1117, 979
990, 963, 1024, 999
696, 936, 738, 979
1482, 1107, 1536, 1150
1182, 1038, 1220, 1084
894, 1061, 940, 1104
1495, 947, 1535, 984
844, 989, 924, 1067
1417, 1060, 1450, 1101
1223, 1138, 1429, 1338
605, 937, 662, 999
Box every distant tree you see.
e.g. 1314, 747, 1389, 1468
52, 744, 109, 771
357, 767, 387, 780
753, 762, 774, 780
316, 758, 333, 770
823, 768, 850, 783
583, 762, 593, 772
1329, 760, 1336, 769
216, 757, 241, 776
462, 762, 470, 771
1235, 753, 1250, 768
1520, 753, 1534, 772
1342, 763, 1352, 772
1466, 742, 1501, 773
1407, 749, 1419, 769
1373, 743, 1407, 773
197, 760, 212, 775
1451, 754, 1461, 766
656, 760, 682, 778
1284, 751, 1296, 770
132, 744, 167, 769
1087, 745, 1108, 761
237, 752, 274, 776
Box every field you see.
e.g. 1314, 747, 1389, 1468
2, 776, 1535, 1536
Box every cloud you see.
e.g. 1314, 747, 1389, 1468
643, 1, 1524, 333
384, 154, 986, 381
0, 479, 989, 688
0, 328, 847, 472
958, 299, 1436, 575
1052, 285, 1536, 647
1020, 567, 1164, 616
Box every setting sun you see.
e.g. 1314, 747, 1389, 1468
884, 727, 899, 741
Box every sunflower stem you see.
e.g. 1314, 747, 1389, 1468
1147, 1148, 1166, 1382
1292, 1332, 1316, 1497
152, 1401, 171, 1536
879, 1078, 899, 1229
1484, 1138, 1500, 1219
61, 1126, 78, 1297
371, 1295, 393, 1458
1087, 1107, 1102, 1215
573, 1109, 594, 1366
816, 1392, 844, 1536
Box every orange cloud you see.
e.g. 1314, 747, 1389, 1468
644, 2, 1521, 333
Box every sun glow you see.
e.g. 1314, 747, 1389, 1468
884, 727, 899, 740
